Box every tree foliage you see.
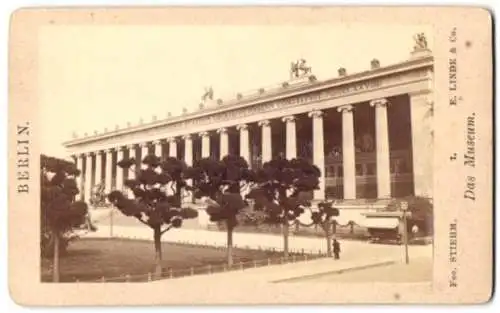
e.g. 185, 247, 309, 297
386, 195, 433, 235
187, 155, 254, 226
107, 155, 198, 232
246, 157, 321, 225
40, 154, 89, 257
309, 201, 340, 227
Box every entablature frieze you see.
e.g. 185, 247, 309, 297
65, 64, 433, 155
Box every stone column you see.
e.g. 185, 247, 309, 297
200, 131, 210, 158
84, 152, 93, 202
282, 115, 297, 159
308, 110, 325, 201
183, 135, 194, 203
236, 124, 251, 197
75, 154, 84, 200
184, 135, 193, 166
237, 124, 250, 165
116, 147, 125, 192
105, 149, 113, 194
409, 91, 433, 198
259, 120, 272, 163
338, 105, 357, 199
370, 98, 391, 199
153, 140, 162, 158
140, 142, 149, 168
126, 144, 137, 197
218, 127, 229, 159
168, 138, 177, 158
95, 150, 103, 186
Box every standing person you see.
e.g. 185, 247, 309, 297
333, 238, 341, 260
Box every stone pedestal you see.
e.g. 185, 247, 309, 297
410, 48, 432, 59
286, 75, 316, 87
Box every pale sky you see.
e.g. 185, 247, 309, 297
39, 24, 432, 157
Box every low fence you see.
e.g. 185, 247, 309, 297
207, 222, 370, 241
75, 252, 326, 283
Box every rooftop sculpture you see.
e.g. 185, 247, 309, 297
201, 86, 214, 103
290, 58, 312, 79
413, 32, 428, 51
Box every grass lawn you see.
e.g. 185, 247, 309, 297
41, 238, 298, 282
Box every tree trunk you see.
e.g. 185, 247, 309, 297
325, 222, 332, 257
283, 218, 289, 260
226, 222, 234, 268
153, 226, 162, 278
52, 232, 60, 283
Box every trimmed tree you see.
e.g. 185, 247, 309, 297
107, 155, 198, 278
41, 154, 89, 282
302, 201, 339, 257
246, 157, 321, 259
187, 155, 254, 268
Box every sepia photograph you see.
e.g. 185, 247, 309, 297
8, 6, 492, 305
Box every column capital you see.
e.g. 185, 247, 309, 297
126, 143, 136, 149
183, 134, 192, 140
139, 142, 149, 148
258, 119, 271, 127
117, 146, 127, 152
216, 127, 228, 134
199, 131, 209, 137
370, 98, 389, 108
308, 110, 324, 119
94, 150, 104, 155
105, 148, 114, 153
337, 104, 354, 113
282, 115, 296, 123
167, 137, 177, 143
152, 139, 163, 145
85, 151, 95, 157
236, 124, 248, 131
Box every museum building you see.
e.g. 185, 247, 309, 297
63, 42, 434, 220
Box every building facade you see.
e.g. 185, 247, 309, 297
63, 45, 434, 211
